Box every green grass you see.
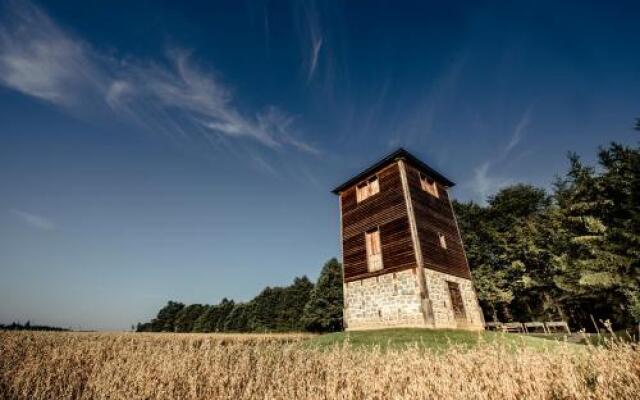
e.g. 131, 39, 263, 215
580, 329, 638, 346
306, 328, 576, 352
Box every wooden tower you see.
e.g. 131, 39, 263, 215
332, 148, 484, 330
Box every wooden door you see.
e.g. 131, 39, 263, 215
447, 282, 467, 323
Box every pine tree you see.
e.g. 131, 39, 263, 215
223, 302, 255, 332
278, 276, 314, 331
301, 258, 343, 332
552, 148, 638, 326
192, 305, 214, 332
214, 298, 236, 331
151, 301, 185, 332
193, 298, 236, 332
174, 304, 206, 332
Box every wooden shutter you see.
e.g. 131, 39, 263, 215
365, 231, 373, 255
371, 230, 380, 255
420, 173, 439, 198
356, 183, 364, 203
369, 177, 380, 196
365, 229, 383, 272
447, 282, 467, 322
438, 232, 447, 249
355, 177, 379, 203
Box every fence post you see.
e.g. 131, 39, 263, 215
590, 314, 600, 335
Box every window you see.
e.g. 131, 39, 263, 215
438, 232, 447, 249
419, 173, 439, 198
356, 176, 380, 203
365, 228, 383, 272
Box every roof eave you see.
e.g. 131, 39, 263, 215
331, 148, 455, 195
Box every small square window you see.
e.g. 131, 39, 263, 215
438, 232, 447, 249
356, 176, 380, 203
419, 173, 439, 198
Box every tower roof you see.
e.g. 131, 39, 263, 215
331, 148, 455, 194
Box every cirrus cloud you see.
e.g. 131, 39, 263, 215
0, 1, 318, 155
10, 209, 55, 231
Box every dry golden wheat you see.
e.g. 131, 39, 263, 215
1, 331, 638, 399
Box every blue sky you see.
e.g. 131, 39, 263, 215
1, 0, 638, 330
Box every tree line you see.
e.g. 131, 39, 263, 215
454, 137, 639, 330
136, 258, 343, 333
0, 321, 69, 331
139, 124, 638, 333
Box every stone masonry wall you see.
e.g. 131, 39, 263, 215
343, 267, 484, 331
424, 268, 484, 330
344, 269, 425, 330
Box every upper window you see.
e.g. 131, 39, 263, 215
356, 176, 380, 203
419, 173, 439, 198
438, 232, 447, 249
365, 228, 383, 272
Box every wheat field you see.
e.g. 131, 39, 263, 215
1, 331, 638, 400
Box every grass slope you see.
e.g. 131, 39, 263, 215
308, 328, 573, 351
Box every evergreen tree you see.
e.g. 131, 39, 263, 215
251, 286, 282, 331
454, 140, 640, 329
250, 276, 314, 331
192, 305, 214, 332
279, 276, 314, 331
301, 258, 343, 332
193, 298, 235, 332
174, 304, 206, 332
214, 298, 236, 331
223, 302, 255, 332
551, 147, 639, 326
150, 301, 184, 332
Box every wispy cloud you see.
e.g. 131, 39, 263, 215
468, 107, 534, 201
504, 106, 532, 154
0, 1, 318, 155
308, 37, 323, 82
294, 1, 325, 84
0, 2, 105, 108
469, 162, 514, 202
10, 209, 55, 231
109, 50, 302, 150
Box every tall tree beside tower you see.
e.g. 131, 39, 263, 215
301, 258, 344, 332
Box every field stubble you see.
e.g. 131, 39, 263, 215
1, 331, 638, 400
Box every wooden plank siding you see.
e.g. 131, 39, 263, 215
405, 164, 472, 279
340, 163, 416, 282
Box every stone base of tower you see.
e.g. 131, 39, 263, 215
423, 268, 484, 330
343, 269, 426, 330
343, 268, 484, 331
